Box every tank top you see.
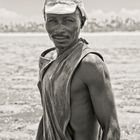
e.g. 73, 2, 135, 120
36, 39, 103, 140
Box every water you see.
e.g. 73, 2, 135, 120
0, 33, 140, 140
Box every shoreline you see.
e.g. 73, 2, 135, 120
0, 31, 140, 36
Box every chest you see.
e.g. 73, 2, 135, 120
70, 67, 92, 106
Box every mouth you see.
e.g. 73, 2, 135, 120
53, 35, 69, 40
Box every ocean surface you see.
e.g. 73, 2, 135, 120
0, 32, 140, 140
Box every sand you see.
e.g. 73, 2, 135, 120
0, 33, 140, 140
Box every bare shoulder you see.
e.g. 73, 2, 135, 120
79, 53, 111, 87
82, 53, 104, 69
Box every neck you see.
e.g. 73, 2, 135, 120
56, 39, 79, 57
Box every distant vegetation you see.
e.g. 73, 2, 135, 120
0, 22, 45, 33
0, 16, 140, 32
83, 17, 140, 32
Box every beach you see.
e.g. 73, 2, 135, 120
0, 33, 140, 140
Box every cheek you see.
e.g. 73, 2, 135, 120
45, 22, 56, 35
70, 20, 81, 36
45, 23, 52, 34
70, 25, 81, 37
45, 25, 54, 40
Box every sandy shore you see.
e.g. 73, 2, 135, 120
0, 34, 140, 140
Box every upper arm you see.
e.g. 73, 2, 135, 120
80, 54, 118, 130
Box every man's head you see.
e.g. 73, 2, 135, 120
43, 0, 87, 25
43, 0, 87, 50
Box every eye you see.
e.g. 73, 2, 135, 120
47, 18, 57, 23
64, 18, 75, 23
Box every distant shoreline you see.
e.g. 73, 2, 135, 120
0, 32, 140, 36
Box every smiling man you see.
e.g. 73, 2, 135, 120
36, 0, 120, 140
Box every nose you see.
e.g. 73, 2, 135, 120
54, 23, 66, 34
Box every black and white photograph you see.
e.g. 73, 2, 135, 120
0, 0, 140, 140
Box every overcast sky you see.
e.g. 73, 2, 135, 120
0, 0, 140, 17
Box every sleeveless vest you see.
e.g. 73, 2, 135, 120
36, 40, 103, 140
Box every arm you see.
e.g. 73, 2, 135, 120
81, 54, 120, 140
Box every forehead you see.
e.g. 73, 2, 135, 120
46, 8, 81, 19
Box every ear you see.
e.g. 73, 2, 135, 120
42, 7, 47, 21
81, 16, 86, 28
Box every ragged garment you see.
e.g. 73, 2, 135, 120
36, 39, 104, 140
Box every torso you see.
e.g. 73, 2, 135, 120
69, 62, 100, 140
40, 46, 102, 140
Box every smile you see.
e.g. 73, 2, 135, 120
53, 35, 69, 40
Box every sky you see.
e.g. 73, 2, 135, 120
0, 0, 140, 22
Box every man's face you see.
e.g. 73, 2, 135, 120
45, 9, 81, 50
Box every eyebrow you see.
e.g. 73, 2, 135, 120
47, 14, 81, 20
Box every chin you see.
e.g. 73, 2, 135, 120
56, 44, 70, 50
54, 41, 71, 49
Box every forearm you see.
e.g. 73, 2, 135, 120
101, 126, 120, 140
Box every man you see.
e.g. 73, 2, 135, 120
36, 0, 120, 140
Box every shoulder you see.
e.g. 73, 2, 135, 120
40, 48, 57, 60
83, 52, 104, 67
81, 53, 105, 75
39, 48, 57, 70
78, 53, 110, 86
